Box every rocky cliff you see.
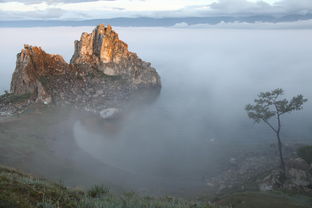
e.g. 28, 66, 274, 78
2, 24, 160, 115
10, 45, 72, 104
70, 24, 160, 87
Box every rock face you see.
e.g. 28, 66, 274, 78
204, 153, 279, 193
71, 24, 127, 65
70, 24, 160, 87
259, 158, 312, 192
286, 158, 312, 188
5, 24, 160, 113
11, 45, 71, 104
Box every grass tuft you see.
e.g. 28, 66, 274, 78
87, 185, 110, 198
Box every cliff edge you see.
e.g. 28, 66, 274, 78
1, 24, 160, 116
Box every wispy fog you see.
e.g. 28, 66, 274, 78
1, 27, 312, 195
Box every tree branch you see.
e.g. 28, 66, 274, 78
262, 119, 277, 134
273, 102, 282, 133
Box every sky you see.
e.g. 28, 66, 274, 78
0, 0, 312, 20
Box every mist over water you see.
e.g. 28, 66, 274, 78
1, 27, 312, 194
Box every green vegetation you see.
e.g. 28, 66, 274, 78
1, 165, 311, 208
245, 88, 307, 174
297, 146, 312, 164
0, 166, 81, 208
0, 93, 32, 104
87, 185, 110, 198
0, 166, 218, 208
215, 192, 312, 208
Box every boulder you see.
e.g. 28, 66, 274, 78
287, 158, 310, 171
99, 108, 120, 120
286, 158, 312, 187
259, 169, 284, 191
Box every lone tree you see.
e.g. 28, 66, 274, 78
245, 88, 307, 174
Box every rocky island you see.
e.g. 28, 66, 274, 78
0, 24, 161, 117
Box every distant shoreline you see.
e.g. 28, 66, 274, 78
2, 15, 312, 28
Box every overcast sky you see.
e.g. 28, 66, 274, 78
0, 0, 312, 20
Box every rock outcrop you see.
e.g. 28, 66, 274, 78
260, 157, 312, 192
70, 24, 160, 88
2, 24, 160, 114
11, 45, 71, 104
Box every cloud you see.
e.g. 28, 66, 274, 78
0, 8, 66, 20
173, 19, 312, 29
173, 22, 189, 27
208, 0, 274, 15
0, 0, 111, 4
0, 0, 97, 2
275, 0, 312, 15
139, 0, 312, 19
1, 0, 312, 21
205, 0, 312, 16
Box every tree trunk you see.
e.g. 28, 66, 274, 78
276, 113, 286, 181
276, 132, 286, 175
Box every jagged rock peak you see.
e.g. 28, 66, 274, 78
4, 24, 160, 113
71, 24, 130, 65
10, 45, 71, 104
17, 44, 69, 77
69, 24, 160, 87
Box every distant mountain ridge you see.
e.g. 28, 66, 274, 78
1, 14, 312, 27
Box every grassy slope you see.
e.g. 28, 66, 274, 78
215, 192, 312, 208
0, 166, 218, 208
1, 165, 311, 208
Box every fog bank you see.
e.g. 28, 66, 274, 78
1, 27, 312, 194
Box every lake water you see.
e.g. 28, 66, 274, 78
1, 27, 312, 195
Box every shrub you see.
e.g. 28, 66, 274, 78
297, 145, 312, 164
0, 93, 32, 104
87, 185, 110, 198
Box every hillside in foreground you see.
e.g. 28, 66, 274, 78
1, 165, 312, 208
0, 165, 219, 208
